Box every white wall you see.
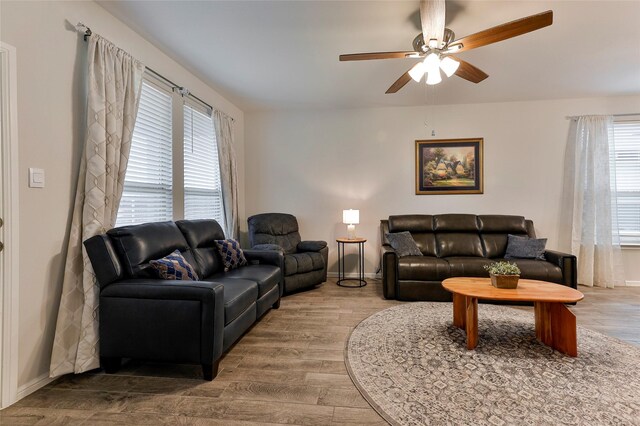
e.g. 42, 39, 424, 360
0, 0, 245, 393
245, 95, 640, 282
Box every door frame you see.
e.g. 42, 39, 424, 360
0, 41, 20, 409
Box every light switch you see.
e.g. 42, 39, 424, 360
29, 168, 45, 188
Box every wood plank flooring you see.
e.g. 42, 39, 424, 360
2, 279, 638, 425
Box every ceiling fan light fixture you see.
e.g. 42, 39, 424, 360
440, 56, 460, 77
424, 52, 440, 75
426, 69, 442, 85
408, 62, 427, 82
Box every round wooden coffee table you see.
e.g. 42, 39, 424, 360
442, 277, 584, 356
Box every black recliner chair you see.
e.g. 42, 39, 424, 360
248, 213, 328, 294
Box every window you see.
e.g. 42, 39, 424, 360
612, 119, 640, 245
183, 103, 225, 225
116, 81, 173, 226
117, 75, 225, 228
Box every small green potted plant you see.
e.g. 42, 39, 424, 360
484, 261, 521, 289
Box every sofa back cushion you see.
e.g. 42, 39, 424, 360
248, 213, 301, 255
477, 215, 530, 258
176, 219, 226, 277
107, 221, 195, 278
433, 214, 484, 257
388, 215, 437, 256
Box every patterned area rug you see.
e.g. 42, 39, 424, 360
345, 303, 640, 426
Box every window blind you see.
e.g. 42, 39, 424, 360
116, 81, 173, 226
183, 103, 225, 227
612, 120, 640, 244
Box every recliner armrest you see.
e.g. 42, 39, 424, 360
381, 244, 398, 299
544, 250, 577, 289
251, 243, 285, 253
297, 240, 327, 252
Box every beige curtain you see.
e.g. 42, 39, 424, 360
214, 110, 239, 239
561, 115, 625, 288
50, 34, 144, 376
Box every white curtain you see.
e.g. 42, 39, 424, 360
561, 115, 624, 288
214, 110, 239, 239
50, 34, 144, 376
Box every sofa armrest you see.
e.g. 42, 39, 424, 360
100, 279, 225, 362
544, 250, 577, 289
381, 245, 398, 299
251, 243, 284, 253
297, 240, 328, 252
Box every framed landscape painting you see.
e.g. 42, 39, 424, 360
415, 138, 483, 195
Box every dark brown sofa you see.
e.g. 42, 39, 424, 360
380, 214, 577, 301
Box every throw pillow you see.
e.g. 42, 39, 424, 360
214, 238, 248, 271
386, 231, 423, 257
504, 234, 547, 260
149, 250, 199, 281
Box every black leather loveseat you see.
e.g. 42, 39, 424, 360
380, 214, 577, 301
84, 219, 283, 380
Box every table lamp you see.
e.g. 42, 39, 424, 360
343, 209, 360, 240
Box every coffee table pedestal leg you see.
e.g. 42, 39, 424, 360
534, 302, 578, 357
452, 293, 466, 329
465, 297, 478, 350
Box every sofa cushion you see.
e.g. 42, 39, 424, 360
175, 219, 225, 277
107, 221, 193, 278
386, 232, 422, 257
149, 250, 199, 281
388, 215, 434, 233
436, 233, 484, 257
200, 277, 258, 325
284, 252, 324, 276
211, 265, 279, 298
504, 234, 547, 260
477, 215, 528, 233
498, 259, 563, 283
445, 257, 493, 277
214, 239, 248, 271
398, 256, 450, 281
433, 214, 479, 232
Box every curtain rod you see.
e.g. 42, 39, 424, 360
76, 22, 227, 119
565, 113, 640, 120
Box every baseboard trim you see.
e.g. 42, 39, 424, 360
16, 373, 56, 402
625, 280, 640, 287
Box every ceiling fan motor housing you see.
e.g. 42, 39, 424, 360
412, 28, 456, 53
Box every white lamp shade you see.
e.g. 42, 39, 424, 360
426, 69, 442, 85
408, 62, 426, 82
439, 56, 460, 77
423, 53, 440, 75
342, 209, 360, 225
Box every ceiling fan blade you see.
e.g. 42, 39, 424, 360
339, 51, 418, 61
420, 0, 446, 46
386, 69, 413, 94
450, 56, 489, 83
451, 10, 553, 53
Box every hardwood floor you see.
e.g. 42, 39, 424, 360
2, 279, 639, 425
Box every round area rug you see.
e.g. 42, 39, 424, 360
345, 303, 640, 426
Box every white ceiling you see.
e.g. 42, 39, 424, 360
99, 1, 640, 111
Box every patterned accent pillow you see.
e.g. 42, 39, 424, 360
385, 231, 423, 257
150, 250, 199, 281
214, 239, 248, 271
504, 234, 547, 260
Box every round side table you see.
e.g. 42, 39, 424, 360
336, 238, 367, 288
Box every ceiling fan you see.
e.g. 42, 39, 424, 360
339, 0, 553, 93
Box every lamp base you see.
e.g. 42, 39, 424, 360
347, 224, 356, 240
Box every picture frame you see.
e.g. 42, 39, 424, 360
415, 138, 484, 195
